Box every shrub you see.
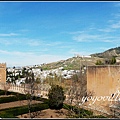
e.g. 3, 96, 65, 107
63, 104, 94, 118
110, 56, 116, 64
95, 60, 103, 65
48, 85, 65, 110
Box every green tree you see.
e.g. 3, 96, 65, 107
110, 56, 116, 65
48, 85, 66, 110
95, 60, 103, 65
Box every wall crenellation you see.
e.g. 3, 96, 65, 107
0, 63, 6, 68
0, 63, 6, 84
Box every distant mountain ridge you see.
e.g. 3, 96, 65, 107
31, 46, 120, 70
91, 46, 120, 58
14, 46, 120, 69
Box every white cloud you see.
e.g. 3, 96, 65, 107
26, 40, 63, 47
110, 21, 120, 29
46, 41, 63, 46
58, 45, 72, 49
0, 33, 18, 37
68, 31, 85, 35
0, 50, 34, 56
0, 37, 43, 47
0, 39, 12, 45
113, 13, 120, 18
114, 2, 120, 7
68, 49, 91, 56
0, 49, 69, 67
61, 31, 85, 35
0, 50, 10, 54
27, 40, 43, 46
0, 38, 24, 46
72, 31, 120, 44
99, 47, 113, 51
73, 34, 99, 42
19, 29, 30, 32
98, 28, 113, 32
102, 39, 113, 43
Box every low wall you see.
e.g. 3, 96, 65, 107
0, 83, 49, 98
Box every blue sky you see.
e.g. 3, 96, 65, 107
0, 1, 120, 67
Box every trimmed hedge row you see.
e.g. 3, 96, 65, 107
0, 89, 49, 103
0, 90, 17, 95
0, 94, 27, 104
0, 103, 49, 118
0, 95, 49, 104
0, 90, 50, 118
0, 89, 49, 100
37, 97, 49, 104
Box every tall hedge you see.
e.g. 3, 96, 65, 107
48, 85, 65, 110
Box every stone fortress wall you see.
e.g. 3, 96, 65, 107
87, 65, 120, 97
0, 63, 50, 98
87, 65, 120, 116
1, 64, 120, 102
0, 63, 6, 84
0, 63, 120, 116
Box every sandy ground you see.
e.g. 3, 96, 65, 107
0, 95, 15, 98
17, 108, 69, 118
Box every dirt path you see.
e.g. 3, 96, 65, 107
17, 108, 69, 118
0, 100, 42, 110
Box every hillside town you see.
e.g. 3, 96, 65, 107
6, 65, 80, 86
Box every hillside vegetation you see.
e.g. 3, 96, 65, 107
40, 47, 120, 70
36, 56, 97, 70
91, 47, 120, 58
